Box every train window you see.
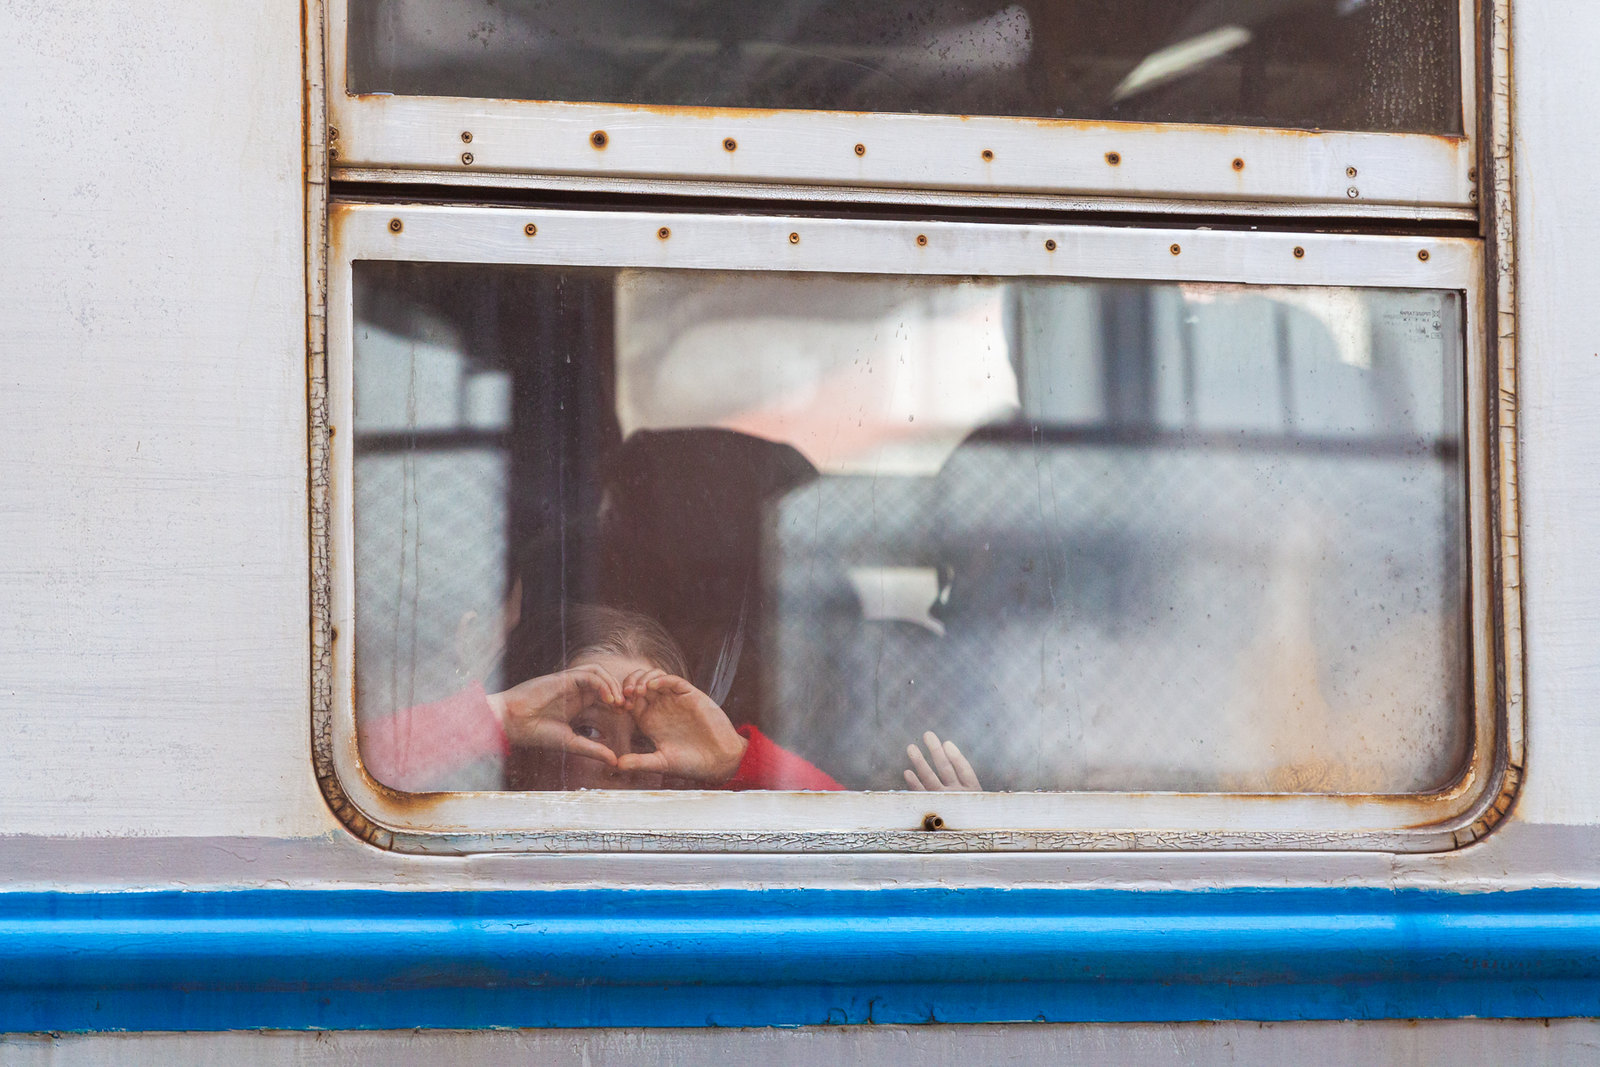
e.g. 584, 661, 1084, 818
324, 2, 1476, 209
346, 0, 1460, 133
323, 204, 1498, 851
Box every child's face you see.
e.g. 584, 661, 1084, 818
526, 651, 665, 790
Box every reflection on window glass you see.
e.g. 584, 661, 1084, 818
348, 0, 1462, 134
352, 262, 1467, 795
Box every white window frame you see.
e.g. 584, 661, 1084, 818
324, 0, 1478, 213
323, 201, 1504, 854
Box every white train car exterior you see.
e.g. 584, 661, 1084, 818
4, 0, 1600, 1061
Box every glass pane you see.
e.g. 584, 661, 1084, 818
352, 261, 1468, 795
348, 0, 1462, 134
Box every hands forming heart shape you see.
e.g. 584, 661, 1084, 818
487, 659, 983, 790
486, 660, 748, 785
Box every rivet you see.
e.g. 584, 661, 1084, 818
915, 233, 928, 247
1347, 187, 1360, 198
1346, 165, 1357, 178
327, 126, 339, 141
460, 151, 474, 165
1293, 246, 1305, 259
1105, 151, 1121, 166
921, 813, 946, 831
591, 130, 609, 148
460, 130, 473, 144
723, 137, 737, 152
524, 223, 538, 237
1418, 249, 1431, 261
854, 142, 866, 156
1044, 239, 1057, 252
1232, 157, 1245, 171
1170, 243, 1181, 255
788, 232, 800, 244
657, 226, 671, 240
388, 217, 403, 233
981, 149, 994, 162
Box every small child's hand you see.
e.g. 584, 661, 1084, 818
487, 664, 626, 766
904, 731, 982, 791
616, 669, 748, 784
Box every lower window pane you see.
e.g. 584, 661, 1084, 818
352, 262, 1467, 795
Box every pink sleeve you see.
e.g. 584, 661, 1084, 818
722, 725, 844, 791
360, 683, 509, 792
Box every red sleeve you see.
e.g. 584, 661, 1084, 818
360, 683, 509, 792
722, 725, 844, 791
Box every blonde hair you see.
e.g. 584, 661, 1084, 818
560, 603, 689, 680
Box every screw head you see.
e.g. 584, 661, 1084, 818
327, 126, 339, 141
1418, 249, 1431, 261
981, 149, 994, 162
1044, 238, 1057, 252
591, 130, 608, 148
657, 226, 671, 240
1105, 151, 1121, 166
1293, 246, 1305, 259
788, 232, 800, 244
460, 151, 474, 165
460, 130, 473, 144
1232, 157, 1245, 171
388, 218, 403, 234
524, 223, 538, 237
723, 137, 737, 151
1346, 165, 1358, 178
1170, 243, 1182, 255
1347, 187, 1360, 198
915, 233, 928, 247
854, 142, 866, 156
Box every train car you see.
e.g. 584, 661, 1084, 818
5, 0, 1600, 1061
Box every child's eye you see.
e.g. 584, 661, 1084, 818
632, 736, 657, 755
573, 722, 605, 742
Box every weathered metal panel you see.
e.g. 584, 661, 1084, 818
1504, 0, 1600, 829
4, 1021, 1599, 1067
0, 0, 334, 838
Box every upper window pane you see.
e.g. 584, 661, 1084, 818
347, 0, 1462, 134
351, 261, 1468, 796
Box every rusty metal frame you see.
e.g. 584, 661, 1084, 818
316, 203, 1505, 854
322, 0, 1478, 213
305, 0, 1523, 855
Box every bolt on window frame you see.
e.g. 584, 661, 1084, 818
323, 0, 1480, 215
316, 201, 1512, 856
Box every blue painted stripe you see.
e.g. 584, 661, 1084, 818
3, 888, 1600, 1029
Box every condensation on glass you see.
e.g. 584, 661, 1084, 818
347, 0, 1463, 135
352, 262, 1468, 795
